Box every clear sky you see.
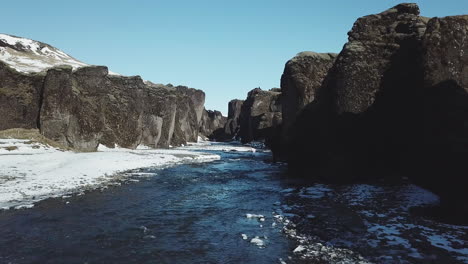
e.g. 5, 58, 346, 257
2, 0, 466, 115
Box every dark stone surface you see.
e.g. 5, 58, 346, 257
222, 99, 244, 140
0, 61, 45, 130
38, 66, 205, 151
416, 15, 468, 220
288, 3, 429, 181
286, 4, 468, 221
280, 52, 337, 159
239, 88, 282, 144
199, 109, 227, 140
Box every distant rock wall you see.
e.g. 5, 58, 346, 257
199, 109, 227, 139
1, 64, 206, 151
239, 88, 282, 144
222, 99, 244, 140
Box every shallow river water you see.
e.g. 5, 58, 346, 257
0, 145, 466, 263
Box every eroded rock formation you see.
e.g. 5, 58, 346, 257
199, 109, 227, 139
239, 88, 282, 144
222, 99, 244, 140
1, 63, 206, 151
280, 52, 337, 157
284, 4, 467, 220
0, 62, 45, 130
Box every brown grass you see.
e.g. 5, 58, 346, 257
0, 128, 71, 150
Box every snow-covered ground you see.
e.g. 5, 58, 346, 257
0, 33, 119, 75
0, 139, 220, 210
184, 140, 257, 153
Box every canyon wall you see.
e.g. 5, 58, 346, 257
1, 64, 206, 151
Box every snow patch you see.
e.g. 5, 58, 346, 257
0, 139, 220, 209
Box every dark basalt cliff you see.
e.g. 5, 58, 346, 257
1, 64, 207, 151
282, 4, 467, 220
239, 88, 282, 144
222, 99, 244, 140
288, 3, 429, 181
199, 109, 227, 140
0, 62, 45, 130
280, 52, 337, 158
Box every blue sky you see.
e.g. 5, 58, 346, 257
3, 0, 466, 114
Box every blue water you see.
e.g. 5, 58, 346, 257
0, 149, 295, 264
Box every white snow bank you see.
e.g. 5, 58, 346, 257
0, 139, 220, 209
184, 142, 256, 152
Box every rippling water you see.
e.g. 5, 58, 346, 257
0, 145, 467, 264
0, 149, 294, 264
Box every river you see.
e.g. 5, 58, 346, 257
0, 144, 466, 264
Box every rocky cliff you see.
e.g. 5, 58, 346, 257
280, 52, 337, 158
0, 34, 207, 151
222, 99, 244, 140
283, 4, 467, 220
0, 61, 45, 130
199, 109, 227, 139
239, 88, 282, 144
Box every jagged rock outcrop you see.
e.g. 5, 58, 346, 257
0, 34, 207, 151
239, 88, 282, 144
417, 15, 468, 217
221, 99, 244, 140
0, 62, 45, 130
288, 3, 429, 181
171, 86, 206, 145
286, 4, 467, 220
280, 52, 337, 157
199, 109, 227, 139
39, 66, 205, 151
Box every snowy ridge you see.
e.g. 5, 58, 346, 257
0, 33, 119, 75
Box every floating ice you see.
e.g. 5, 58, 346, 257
250, 236, 265, 247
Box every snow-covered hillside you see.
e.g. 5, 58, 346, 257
0, 33, 118, 74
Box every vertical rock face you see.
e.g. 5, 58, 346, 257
0, 62, 45, 130
222, 99, 244, 140
285, 4, 467, 218
280, 52, 337, 152
39, 66, 205, 151
171, 86, 206, 145
288, 3, 429, 182
239, 88, 282, 144
421, 16, 468, 90
199, 109, 227, 139
418, 15, 468, 214
39, 66, 105, 151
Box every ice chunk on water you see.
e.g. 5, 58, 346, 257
250, 236, 265, 247
246, 213, 265, 219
